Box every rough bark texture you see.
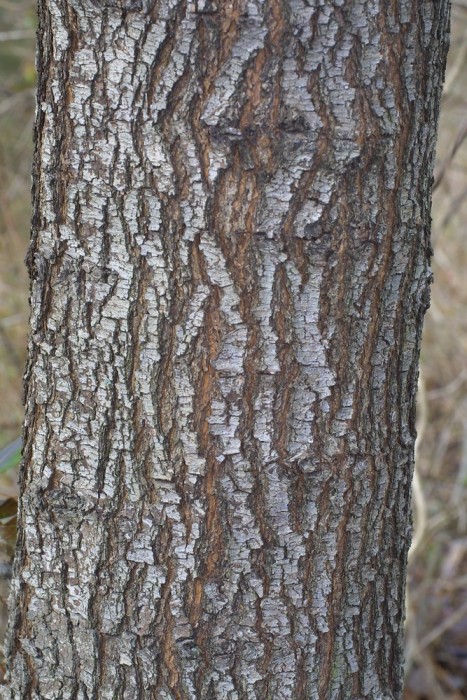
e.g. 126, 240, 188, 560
2, 1, 449, 698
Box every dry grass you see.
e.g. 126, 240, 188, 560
0, 3, 466, 696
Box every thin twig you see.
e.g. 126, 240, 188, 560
418, 598, 467, 651
451, 411, 467, 531
427, 368, 467, 400
409, 374, 429, 562
433, 120, 467, 190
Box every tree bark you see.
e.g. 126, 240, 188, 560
2, 1, 450, 698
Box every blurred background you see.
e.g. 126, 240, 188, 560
0, 2, 466, 697
0, 0, 35, 681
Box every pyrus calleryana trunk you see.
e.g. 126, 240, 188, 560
2, 1, 450, 698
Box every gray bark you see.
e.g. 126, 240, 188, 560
2, 1, 450, 698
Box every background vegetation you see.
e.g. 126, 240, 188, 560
0, 3, 466, 696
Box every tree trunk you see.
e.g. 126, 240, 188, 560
2, 1, 450, 698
